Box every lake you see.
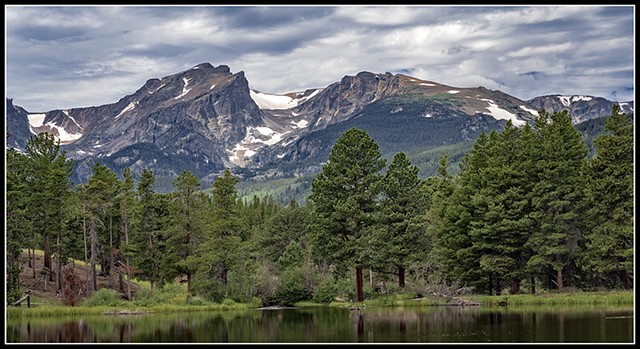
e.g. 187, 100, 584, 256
5, 305, 634, 343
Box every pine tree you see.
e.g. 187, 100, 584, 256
192, 170, 247, 301
132, 168, 164, 289
584, 105, 634, 289
22, 132, 74, 291
118, 167, 136, 299
165, 170, 206, 293
79, 162, 119, 293
6, 148, 30, 302
467, 121, 533, 295
526, 110, 588, 290
375, 152, 424, 288
309, 128, 386, 302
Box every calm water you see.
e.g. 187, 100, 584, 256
6, 305, 634, 343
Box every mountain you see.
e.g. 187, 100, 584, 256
527, 95, 634, 124
5, 62, 634, 191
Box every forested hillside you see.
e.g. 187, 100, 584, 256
6, 105, 633, 306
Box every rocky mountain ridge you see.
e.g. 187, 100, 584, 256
6, 62, 634, 187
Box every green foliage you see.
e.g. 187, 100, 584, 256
582, 105, 634, 289
526, 110, 589, 290
133, 282, 189, 306
267, 267, 312, 306
7, 105, 632, 308
237, 175, 314, 206
81, 288, 124, 307
310, 128, 386, 265
313, 279, 337, 304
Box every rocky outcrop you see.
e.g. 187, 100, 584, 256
527, 95, 634, 124
7, 62, 632, 186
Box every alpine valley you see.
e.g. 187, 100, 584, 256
6, 62, 634, 199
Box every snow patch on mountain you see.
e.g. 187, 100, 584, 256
174, 78, 192, 99
116, 102, 137, 119
291, 120, 309, 128
482, 99, 526, 126
557, 95, 593, 107
619, 102, 633, 111
519, 105, 539, 117
228, 125, 290, 166
250, 89, 321, 110
250, 90, 300, 110
28, 113, 46, 128
45, 121, 82, 143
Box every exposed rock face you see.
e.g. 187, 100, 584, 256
527, 95, 634, 124
6, 62, 632, 186
293, 71, 403, 131
6, 98, 32, 150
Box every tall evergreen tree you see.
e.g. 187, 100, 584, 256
23, 132, 74, 291
374, 152, 424, 288
118, 167, 136, 299
429, 140, 484, 290
192, 170, 246, 301
310, 128, 386, 302
526, 110, 588, 290
6, 148, 30, 302
467, 121, 533, 294
79, 162, 119, 293
584, 105, 634, 289
165, 170, 205, 293
132, 168, 164, 289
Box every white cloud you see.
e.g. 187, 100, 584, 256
5, 5, 635, 111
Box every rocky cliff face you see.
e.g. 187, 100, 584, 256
6, 62, 633, 186
527, 95, 634, 124
6, 98, 32, 150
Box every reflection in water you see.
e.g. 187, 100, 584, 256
6, 305, 633, 343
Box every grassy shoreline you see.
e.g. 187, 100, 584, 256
6, 290, 633, 318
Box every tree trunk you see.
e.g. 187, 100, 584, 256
509, 277, 520, 294
31, 248, 36, 279
398, 266, 405, 288
619, 270, 631, 290
488, 274, 493, 295
90, 221, 98, 292
355, 266, 364, 302
124, 220, 131, 300
187, 272, 192, 293
495, 277, 501, 296
44, 232, 53, 282
119, 272, 124, 293
530, 276, 536, 294
57, 232, 62, 293
109, 215, 115, 288
556, 268, 564, 290
83, 217, 88, 264
148, 231, 154, 289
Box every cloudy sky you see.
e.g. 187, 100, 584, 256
5, 5, 635, 112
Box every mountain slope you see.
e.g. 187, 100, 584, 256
6, 62, 633, 190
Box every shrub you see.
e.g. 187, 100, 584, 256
312, 280, 335, 304
267, 268, 311, 306
82, 288, 122, 307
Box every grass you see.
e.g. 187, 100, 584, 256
470, 290, 634, 307
8, 284, 633, 319
294, 289, 634, 309
6, 299, 260, 319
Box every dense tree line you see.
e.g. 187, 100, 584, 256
5, 106, 634, 305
